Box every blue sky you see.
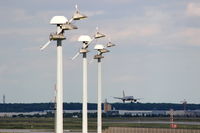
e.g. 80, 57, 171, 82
0, 0, 200, 103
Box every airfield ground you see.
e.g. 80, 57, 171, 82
0, 117, 200, 131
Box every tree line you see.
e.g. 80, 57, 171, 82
0, 102, 200, 112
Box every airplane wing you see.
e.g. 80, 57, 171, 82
113, 97, 124, 100
135, 98, 143, 100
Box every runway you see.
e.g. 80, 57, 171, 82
0, 129, 96, 133
104, 120, 200, 125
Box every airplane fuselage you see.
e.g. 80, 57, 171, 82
124, 96, 134, 101
113, 90, 141, 103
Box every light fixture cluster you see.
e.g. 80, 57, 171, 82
40, 5, 87, 51
40, 5, 116, 133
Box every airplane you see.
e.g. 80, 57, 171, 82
113, 90, 142, 103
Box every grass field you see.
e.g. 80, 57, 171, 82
0, 117, 200, 131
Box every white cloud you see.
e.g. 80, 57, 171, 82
180, 28, 200, 45
0, 65, 7, 75
112, 75, 143, 83
0, 27, 48, 36
101, 0, 133, 4
102, 24, 161, 43
69, 35, 80, 42
0, 8, 33, 23
0, 7, 74, 25
21, 46, 40, 52
97, 9, 172, 44
84, 10, 105, 17
186, 2, 200, 16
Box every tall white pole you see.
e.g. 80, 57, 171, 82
97, 58, 102, 133
82, 52, 88, 133
56, 40, 63, 133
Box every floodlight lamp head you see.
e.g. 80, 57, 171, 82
94, 44, 104, 50
78, 35, 92, 43
94, 32, 106, 39
72, 5, 87, 20
106, 42, 116, 47
50, 16, 68, 25
99, 48, 110, 53
61, 23, 78, 30
73, 11, 87, 20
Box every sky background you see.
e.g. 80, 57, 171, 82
0, 0, 200, 104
